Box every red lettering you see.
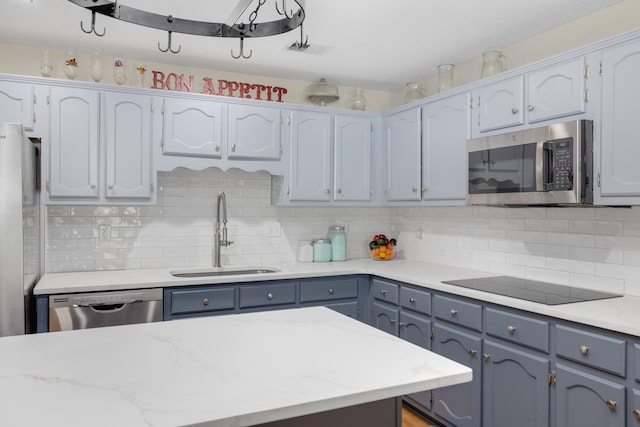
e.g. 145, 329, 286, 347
151, 71, 165, 90
265, 85, 273, 101
179, 75, 194, 92
166, 73, 180, 91
272, 87, 287, 102
201, 77, 216, 95
228, 81, 240, 97
239, 83, 251, 99
218, 79, 230, 96
250, 84, 266, 100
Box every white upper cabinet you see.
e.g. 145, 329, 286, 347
422, 92, 470, 203
288, 110, 332, 202
334, 115, 372, 202
227, 104, 281, 160
0, 81, 34, 130
384, 108, 422, 201
600, 38, 640, 199
48, 87, 100, 199
477, 75, 525, 133
162, 98, 224, 158
103, 92, 154, 199
527, 57, 586, 123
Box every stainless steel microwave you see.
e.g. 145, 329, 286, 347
466, 120, 593, 205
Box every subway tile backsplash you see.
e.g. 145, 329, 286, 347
45, 168, 640, 296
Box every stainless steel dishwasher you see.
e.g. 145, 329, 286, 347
48, 288, 163, 331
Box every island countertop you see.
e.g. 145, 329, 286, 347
0, 306, 471, 427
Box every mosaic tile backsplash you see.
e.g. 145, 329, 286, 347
46, 168, 640, 296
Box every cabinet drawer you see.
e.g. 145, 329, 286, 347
239, 282, 296, 309
399, 287, 431, 315
300, 278, 358, 303
433, 295, 482, 331
555, 324, 626, 377
371, 279, 399, 304
485, 307, 549, 353
170, 287, 235, 315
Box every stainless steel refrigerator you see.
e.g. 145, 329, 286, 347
0, 122, 40, 337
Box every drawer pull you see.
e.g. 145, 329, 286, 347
511, 107, 519, 115
468, 349, 477, 357
633, 409, 640, 419
267, 292, 274, 300
380, 289, 387, 296
450, 309, 458, 316
606, 400, 617, 410
482, 353, 490, 361
389, 319, 396, 324
328, 288, 334, 295
507, 325, 517, 334
409, 297, 416, 303
399, 322, 405, 327
202, 298, 209, 306
579, 345, 589, 355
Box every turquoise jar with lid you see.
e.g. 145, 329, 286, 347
328, 225, 346, 261
312, 239, 332, 262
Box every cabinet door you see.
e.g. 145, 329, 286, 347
49, 87, 100, 199
384, 108, 421, 201
227, 104, 281, 159
103, 92, 153, 199
554, 363, 625, 427
0, 81, 34, 130
482, 340, 550, 427
630, 389, 640, 426
601, 39, 640, 197
527, 57, 586, 123
163, 98, 223, 158
289, 110, 332, 201
422, 93, 470, 202
478, 76, 524, 132
334, 115, 372, 201
370, 301, 398, 336
431, 322, 482, 427
400, 311, 432, 411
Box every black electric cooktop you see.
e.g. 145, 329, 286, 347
442, 276, 623, 305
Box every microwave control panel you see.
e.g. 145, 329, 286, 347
548, 138, 573, 191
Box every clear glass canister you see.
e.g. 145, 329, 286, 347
297, 240, 313, 263
328, 226, 346, 261
312, 239, 332, 262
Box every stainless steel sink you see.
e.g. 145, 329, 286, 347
170, 267, 278, 278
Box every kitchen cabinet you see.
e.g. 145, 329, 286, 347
103, 91, 154, 199
474, 57, 588, 136
300, 277, 360, 318
287, 110, 332, 201
227, 104, 281, 160
600, 38, 640, 200
239, 281, 297, 311
168, 286, 236, 319
162, 97, 224, 158
421, 92, 470, 203
333, 115, 372, 202
48, 86, 100, 199
631, 389, 640, 425
47, 87, 155, 203
383, 107, 422, 201
0, 81, 35, 130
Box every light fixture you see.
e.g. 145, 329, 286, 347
67, 0, 307, 59
306, 78, 339, 107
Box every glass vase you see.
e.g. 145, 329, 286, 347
90, 51, 104, 82
349, 88, 367, 111
64, 50, 78, 80
481, 51, 504, 78
437, 64, 454, 93
113, 58, 127, 85
404, 81, 427, 104
40, 49, 53, 77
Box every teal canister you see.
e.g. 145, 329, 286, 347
328, 225, 346, 261
312, 239, 332, 262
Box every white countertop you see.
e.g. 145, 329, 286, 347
0, 306, 471, 427
35, 259, 640, 337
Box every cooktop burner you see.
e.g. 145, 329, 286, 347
442, 276, 623, 305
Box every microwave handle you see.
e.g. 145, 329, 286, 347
542, 142, 554, 191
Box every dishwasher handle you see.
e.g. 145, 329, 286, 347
75, 301, 140, 313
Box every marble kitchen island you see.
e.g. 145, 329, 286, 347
0, 306, 471, 427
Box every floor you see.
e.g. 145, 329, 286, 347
402, 406, 433, 427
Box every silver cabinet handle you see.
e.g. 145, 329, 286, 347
337, 189, 342, 194
633, 409, 640, 419
267, 292, 274, 300
511, 107, 519, 115
409, 297, 416, 303
325, 189, 330, 194
412, 187, 418, 192
380, 289, 387, 296
231, 144, 236, 152
527, 105, 534, 112
328, 288, 334, 295
507, 325, 517, 334
606, 400, 617, 410
399, 322, 406, 327
108, 184, 114, 190
468, 349, 477, 357
90, 184, 97, 190
202, 298, 209, 306
482, 353, 490, 361
579, 345, 589, 355
215, 143, 220, 152
389, 319, 396, 324
450, 308, 458, 316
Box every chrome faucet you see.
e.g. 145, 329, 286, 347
213, 191, 233, 267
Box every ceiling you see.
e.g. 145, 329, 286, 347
0, 0, 628, 91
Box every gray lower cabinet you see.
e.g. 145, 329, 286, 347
631, 388, 640, 425
431, 322, 482, 427
300, 277, 360, 318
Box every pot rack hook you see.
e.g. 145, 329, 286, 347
294, 23, 309, 49
276, 0, 294, 19
80, 11, 106, 37
158, 30, 181, 54
231, 37, 252, 59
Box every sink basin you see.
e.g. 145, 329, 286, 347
170, 267, 278, 278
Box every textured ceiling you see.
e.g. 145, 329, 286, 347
0, 0, 628, 90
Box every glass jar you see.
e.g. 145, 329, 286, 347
327, 226, 346, 261
297, 240, 313, 263
90, 51, 104, 82
437, 64, 455, 93
349, 88, 367, 111
481, 51, 504, 78
113, 58, 127, 85
404, 81, 427, 104
64, 50, 78, 80
40, 48, 53, 77
312, 239, 332, 263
